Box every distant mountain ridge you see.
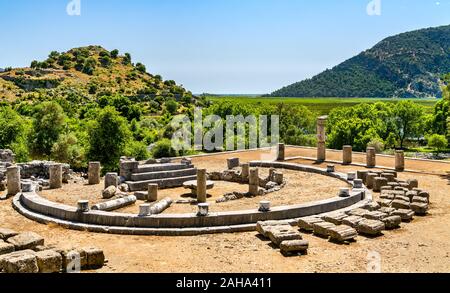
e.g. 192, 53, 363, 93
270, 25, 450, 98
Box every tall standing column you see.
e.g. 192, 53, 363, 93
317, 116, 328, 162
88, 162, 101, 185
395, 150, 405, 172
249, 168, 259, 196
277, 143, 285, 161
343, 145, 353, 165
49, 164, 63, 189
197, 169, 207, 203
366, 147, 376, 168
6, 166, 21, 196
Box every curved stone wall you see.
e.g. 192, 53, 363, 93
12, 161, 370, 236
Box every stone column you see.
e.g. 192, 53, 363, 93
249, 168, 259, 196
147, 184, 158, 202
105, 173, 119, 189
88, 162, 101, 185
49, 164, 63, 189
395, 150, 405, 172
277, 143, 285, 161
343, 145, 353, 165
197, 169, 207, 203
366, 147, 376, 168
241, 163, 249, 181
317, 116, 328, 162
6, 166, 21, 196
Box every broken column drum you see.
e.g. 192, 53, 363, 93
6, 165, 21, 196
366, 147, 376, 168
49, 164, 63, 189
343, 145, 352, 165
395, 150, 405, 172
88, 162, 101, 185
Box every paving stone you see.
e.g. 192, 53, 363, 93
279, 240, 309, 254
410, 203, 429, 215
256, 221, 291, 238
0, 250, 38, 273
36, 250, 62, 273
0, 228, 18, 240
356, 219, 385, 236
391, 199, 410, 210
392, 209, 415, 221
7, 232, 44, 250
298, 217, 324, 232
321, 212, 348, 225
364, 211, 388, 221
346, 208, 370, 217
342, 216, 364, 228
0, 240, 15, 255
382, 216, 402, 230
328, 225, 358, 242
267, 227, 302, 246
312, 222, 336, 238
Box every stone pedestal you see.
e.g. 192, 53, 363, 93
49, 164, 63, 189
395, 150, 405, 172
88, 162, 101, 185
343, 145, 353, 165
104, 173, 118, 189
147, 184, 158, 202
277, 143, 285, 161
197, 169, 207, 203
249, 168, 259, 196
366, 147, 376, 168
6, 166, 21, 196
316, 116, 328, 162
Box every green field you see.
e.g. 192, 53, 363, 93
207, 96, 439, 115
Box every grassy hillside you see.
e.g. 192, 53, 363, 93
271, 25, 450, 98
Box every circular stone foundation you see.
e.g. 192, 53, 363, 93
12, 161, 371, 236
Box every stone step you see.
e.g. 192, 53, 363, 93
135, 163, 191, 174
131, 168, 197, 181
126, 175, 198, 192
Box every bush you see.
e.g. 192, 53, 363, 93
151, 139, 177, 158
165, 100, 178, 115
427, 134, 448, 152
135, 63, 146, 73
51, 133, 86, 169
111, 49, 119, 58
125, 140, 149, 161
367, 138, 385, 153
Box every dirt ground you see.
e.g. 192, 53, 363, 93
1, 147, 449, 273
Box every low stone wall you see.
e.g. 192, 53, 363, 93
13, 161, 369, 235
17, 161, 71, 179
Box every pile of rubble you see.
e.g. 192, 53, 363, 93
0, 228, 105, 273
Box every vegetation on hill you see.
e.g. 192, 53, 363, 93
271, 25, 450, 98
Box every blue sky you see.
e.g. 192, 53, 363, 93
0, 0, 448, 94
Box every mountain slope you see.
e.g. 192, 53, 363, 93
0, 46, 194, 104
270, 25, 450, 98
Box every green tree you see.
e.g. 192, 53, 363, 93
111, 49, 119, 58
152, 139, 177, 158
393, 101, 425, 149
165, 99, 178, 115
135, 63, 146, 73
0, 106, 30, 162
51, 133, 86, 169
87, 106, 132, 172
123, 53, 132, 65
427, 134, 448, 152
30, 102, 65, 159
82, 57, 97, 75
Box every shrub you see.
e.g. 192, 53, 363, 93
135, 63, 146, 73
51, 133, 86, 169
111, 49, 119, 58
151, 139, 177, 158
165, 99, 178, 115
125, 140, 149, 161
367, 138, 385, 153
427, 134, 448, 152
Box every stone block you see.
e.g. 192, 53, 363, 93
410, 203, 429, 215
391, 199, 410, 210
373, 177, 388, 192
407, 179, 419, 190
0, 241, 15, 255
382, 216, 402, 230
361, 202, 381, 211
298, 217, 324, 232
377, 199, 393, 208
0, 250, 38, 273
346, 208, 370, 217
321, 212, 347, 225
328, 225, 358, 242
279, 240, 309, 254
312, 222, 336, 238
381, 173, 396, 182
0, 228, 18, 240
256, 221, 291, 238
102, 186, 117, 199
364, 211, 388, 221
7, 232, 44, 250
61, 249, 87, 272
379, 207, 396, 216
356, 219, 385, 236
36, 250, 62, 273
392, 209, 414, 221
366, 173, 378, 189
227, 158, 240, 170
84, 247, 105, 269
342, 216, 364, 228
267, 227, 302, 246
357, 170, 369, 183
412, 196, 428, 204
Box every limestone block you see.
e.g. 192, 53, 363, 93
364, 211, 388, 221
312, 222, 336, 238
267, 227, 302, 246
328, 225, 358, 242
346, 208, 370, 217
102, 186, 117, 199
357, 170, 369, 183
298, 217, 324, 232
366, 173, 378, 189
379, 207, 396, 216
407, 179, 419, 190
392, 209, 414, 221
7, 232, 44, 250
279, 240, 309, 254
381, 173, 396, 182
361, 201, 381, 211
410, 202, 429, 215
227, 158, 240, 170
373, 177, 388, 192
381, 186, 393, 191
321, 212, 347, 225
391, 199, 410, 210
0, 250, 38, 273
377, 199, 393, 208
88, 162, 101, 185
0, 228, 18, 240
61, 249, 87, 272
356, 219, 385, 236
382, 216, 402, 230
84, 247, 105, 269
104, 172, 119, 189
36, 250, 62, 273
256, 221, 291, 238
412, 196, 428, 204
342, 216, 364, 228
0, 241, 15, 255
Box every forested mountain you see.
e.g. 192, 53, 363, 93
270, 25, 450, 98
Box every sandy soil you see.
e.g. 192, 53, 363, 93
0, 147, 449, 273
